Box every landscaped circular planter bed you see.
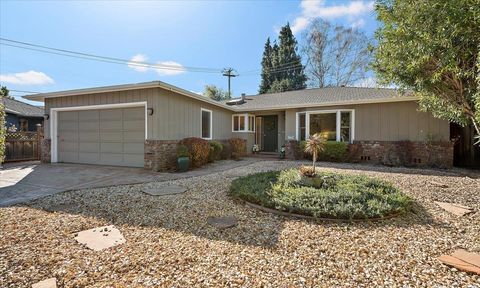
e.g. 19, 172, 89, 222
229, 169, 412, 221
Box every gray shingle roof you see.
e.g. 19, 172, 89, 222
2, 97, 44, 117
223, 87, 415, 111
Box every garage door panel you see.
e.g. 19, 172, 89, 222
124, 130, 145, 141
59, 131, 78, 141
101, 142, 123, 153
100, 131, 123, 142
79, 132, 99, 142
123, 120, 144, 130
123, 154, 145, 167
79, 110, 99, 121
100, 109, 123, 120
59, 122, 78, 132
124, 143, 144, 154
59, 141, 78, 152
101, 120, 123, 130
79, 142, 100, 153
100, 153, 124, 166
79, 121, 99, 131
78, 152, 100, 163
59, 111, 78, 121
59, 152, 78, 162
57, 106, 144, 167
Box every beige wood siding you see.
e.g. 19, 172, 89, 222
45, 87, 233, 141
284, 101, 449, 142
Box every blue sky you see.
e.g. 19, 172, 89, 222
0, 0, 379, 104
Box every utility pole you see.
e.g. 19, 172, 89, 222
222, 68, 238, 98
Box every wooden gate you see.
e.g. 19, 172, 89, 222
4, 128, 43, 162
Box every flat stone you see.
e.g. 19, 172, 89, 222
74, 225, 125, 251
207, 216, 238, 229
452, 249, 480, 267
434, 201, 473, 216
32, 278, 57, 288
438, 255, 480, 275
142, 185, 187, 196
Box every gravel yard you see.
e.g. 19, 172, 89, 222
1, 160, 479, 287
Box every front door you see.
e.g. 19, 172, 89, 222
262, 115, 278, 152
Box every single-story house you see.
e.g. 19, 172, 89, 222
2, 97, 44, 132
24, 81, 454, 169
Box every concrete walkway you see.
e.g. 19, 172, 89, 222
0, 158, 263, 206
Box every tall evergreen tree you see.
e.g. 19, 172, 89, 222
259, 38, 273, 94
258, 23, 307, 94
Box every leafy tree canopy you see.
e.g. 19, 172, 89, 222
259, 23, 307, 94
203, 85, 231, 101
372, 0, 480, 143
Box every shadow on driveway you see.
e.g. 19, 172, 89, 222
0, 158, 262, 206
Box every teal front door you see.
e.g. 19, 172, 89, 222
262, 115, 278, 152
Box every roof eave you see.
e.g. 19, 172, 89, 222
229, 96, 420, 112
23, 81, 236, 111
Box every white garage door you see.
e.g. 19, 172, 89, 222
57, 107, 145, 167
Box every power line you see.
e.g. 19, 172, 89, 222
0, 38, 223, 74
240, 59, 304, 75
240, 63, 304, 76
222, 68, 238, 96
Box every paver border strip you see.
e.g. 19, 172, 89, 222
241, 200, 403, 222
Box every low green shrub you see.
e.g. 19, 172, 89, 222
229, 169, 411, 220
179, 137, 210, 168
209, 141, 223, 162
318, 141, 348, 162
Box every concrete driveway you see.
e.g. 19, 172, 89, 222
0, 159, 262, 206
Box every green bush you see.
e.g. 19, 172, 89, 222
318, 141, 348, 162
229, 169, 411, 220
209, 141, 223, 162
179, 137, 210, 168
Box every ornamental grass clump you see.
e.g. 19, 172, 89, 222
303, 133, 327, 175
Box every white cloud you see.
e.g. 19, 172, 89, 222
0, 70, 54, 85
127, 54, 149, 72
128, 54, 185, 76
291, 17, 310, 34
351, 18, 366, 28
190, 90, 203, 95
290, 0, 374, 34
154, 61, 186, 76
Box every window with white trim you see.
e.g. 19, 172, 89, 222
297, 113, 306, 141
297, 110, 354, 143
201, 108, 212, 139
232, 114, 255, 132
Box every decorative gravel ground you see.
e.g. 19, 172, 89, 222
1, 161, 479, 287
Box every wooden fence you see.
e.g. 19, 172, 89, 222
4, 128, 43, 162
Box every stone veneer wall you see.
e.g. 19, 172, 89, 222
41, 139, 51, 163
285, 140, 453, 168
144, 140, 179, 172
353, 140, 453, 168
